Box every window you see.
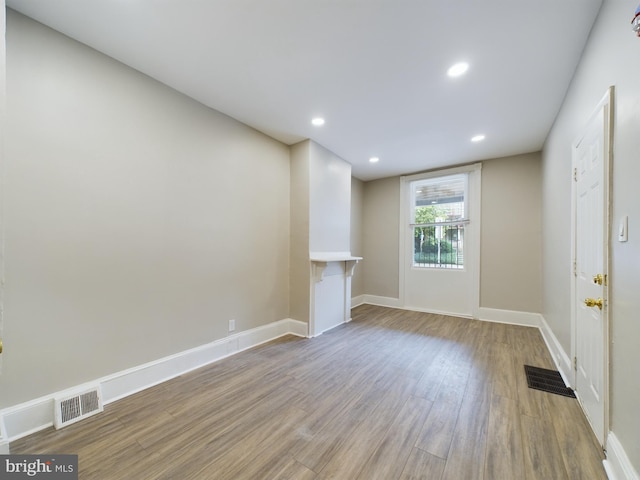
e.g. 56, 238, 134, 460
410, 173, 468, 268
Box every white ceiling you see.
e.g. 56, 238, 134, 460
7, 0, 602, 181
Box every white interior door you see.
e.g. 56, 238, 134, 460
573, 88, 612, 447
400, 164, 481, 318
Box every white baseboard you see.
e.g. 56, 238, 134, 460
604, 432, 640, 480
0, 417, 8, 454
0, 318, 308, 445
351, 294, 365, 308
477, 307, 542, 327
285, 318, 309, 338
360, 295, 402, 308
359, 300, 540, 325
403, 304, 473, 319
538, 315, 573, 387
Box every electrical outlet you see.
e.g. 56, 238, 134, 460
228, 319, 236, 332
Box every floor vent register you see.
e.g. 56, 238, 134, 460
524, 365, 576, 398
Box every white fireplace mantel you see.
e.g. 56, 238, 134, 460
310, 252, 362, 283
308, 252, 362, 337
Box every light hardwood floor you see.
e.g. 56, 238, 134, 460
11, 305, 607, 479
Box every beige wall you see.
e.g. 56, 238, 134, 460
289, 141, 310, 323
481, 153, 541, 312
308, 142, 352, 253
350, 177, 364, 298
1, 11, 291, 408
361, 176, 400, 299
360, 157, 542, 312
542, 0, 640, 469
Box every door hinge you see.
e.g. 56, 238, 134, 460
573, 167, 578, 182
573, 356, 577, 371
573, 260, 577, 276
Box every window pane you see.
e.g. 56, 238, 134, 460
412, 174, 466, 224
411, 173, 467, 269
413, 225, 464, 268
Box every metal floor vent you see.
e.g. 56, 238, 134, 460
524, 365, 576, 398
54, 386, 104, 429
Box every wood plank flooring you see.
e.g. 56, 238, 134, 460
11, 305, 607, 479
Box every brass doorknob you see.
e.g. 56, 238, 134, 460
0, 338, 3, 354
593, 274, 604, 285
584, 297, 603, 310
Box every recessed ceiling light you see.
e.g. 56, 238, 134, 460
311, 117, 325, 126
369, 157, 380, 163
471, 134, 486, 142
447, 62, 469, 77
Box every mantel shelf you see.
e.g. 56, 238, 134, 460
310, 253, 362, 283
309, 253, 363, 263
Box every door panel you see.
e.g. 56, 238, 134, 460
573, 89, 611, 447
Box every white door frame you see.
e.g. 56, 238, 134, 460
570, 86, 613, 448
0, 3, 6, 453
399, 163, 481, 318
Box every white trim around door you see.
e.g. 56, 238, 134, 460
570, 86, 613, 449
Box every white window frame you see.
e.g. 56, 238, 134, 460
399, 163, 482, 317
